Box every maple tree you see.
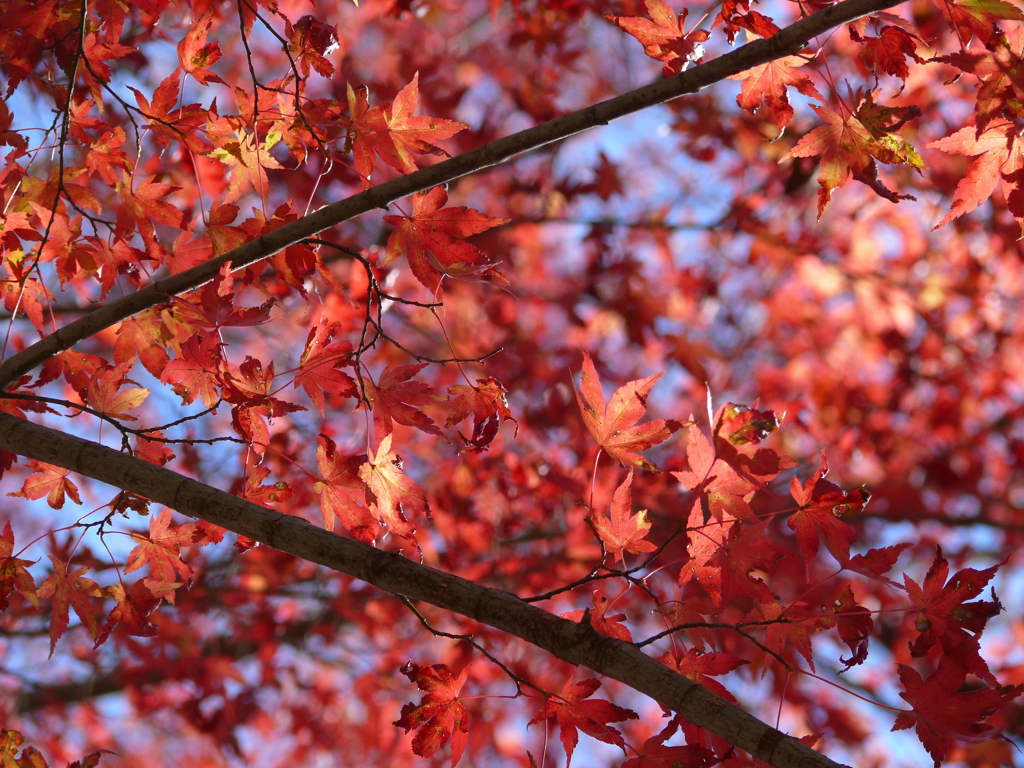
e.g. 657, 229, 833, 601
1, 0, 1024, 766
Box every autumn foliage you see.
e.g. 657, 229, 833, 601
1, 0, 1024, 767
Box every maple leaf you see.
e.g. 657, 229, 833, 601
680, 505, 786, 608
0, 520, 37, 610
606, 0, 709, 77
845, 543, 911, 585
783, 99, 922, 216
359, 434, 428, 545
292, 323, 356, 415
929, 118, 1024, 230
562, 592, 633, 641
574, 352, 679, 472
936, 0, 1024, 46
673, 428, 759, 522
85, 362, 149, 420
9, 460, 81, 509
238, 466, 293, 509
787, 456, 870, 570
849, 24, 925, 90
362, 363, 446, 441
84, 127, 132, 185
124, 508, 195, 601
893, 656, 1024, 766
820, 584, 873, 670
662, 648, 748, 702
176, 12, 225, 85
223, 357, 306, 453
347, 74, 468, 185
761, 600, 826, 670
115, 310, 171, 378
903, 548, 1003, 662
383, 186, 508, 295
527, 678, 637, 768
291, 16, 340, 77
394, 662, 470, 768
37, 556, 104, 657
115, 173, 186, 255
589, 470, 657, 564
935, 28, 1024, 136
621, 717, 718, 768
732, 55, 825, 134
95, 579, 162, 645
160, 332, 225, 408
314, 435, 377, 541
207, 117, 285, 205
446, 376, 518, 453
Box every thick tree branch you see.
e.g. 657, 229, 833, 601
0, 0, 904, 389
0, 413, 847, 768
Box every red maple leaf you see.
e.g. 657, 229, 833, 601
115, 310, 171, 378
930, 118, 1024, 230
575, 352, 679, 472
903, 548, 1003, 661
680, 505, 786, 608
314, 434, 377, 541
9, 460, 81, 509
562, 592, 633, 642
936, 0, 1024, 46
383, 186, 508, 295
787, 455, 870, 570
820, 584, 873, 670
845, 543, 910, 585
238, 465, 293, 509
935, 27, 1024, 135
394, 662, 470, 768
445, 376, 518, 453
347, 74, 468, 185
176, 12, 225, 86
124, 508, 195, 600
85, 362, 149, 421
731, 55, 825, 134
849, 24, 925, 88
662, 648, 748, 702
606, 0, 709, 77
893, 656, 1024, 766
0, 520, 37, 610
621, 717, 717, 768
362, 363, 446, 441
95, 579, 163, 645
292, 323, 356, 415
673, 428, 759, 522
528, 678, 638, 768
223, 356, 306, 453
160, 332, 225, 408
783, 100, 922, 216
359, 434, 428, 545
37, 556, 104, 657
589, 470, 658, 564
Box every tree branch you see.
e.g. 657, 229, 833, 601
0, 0, 905, 389
0, 412, 847, 768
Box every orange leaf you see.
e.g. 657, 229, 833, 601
383, 186, 508, 295
394, 662, 470, 768
590, 470, 657, 564
574, 352, 678, 471
314, 435, 377, 541
37, 556, 104, 657
9, 460, 81, 509
359, 434, 428, 546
